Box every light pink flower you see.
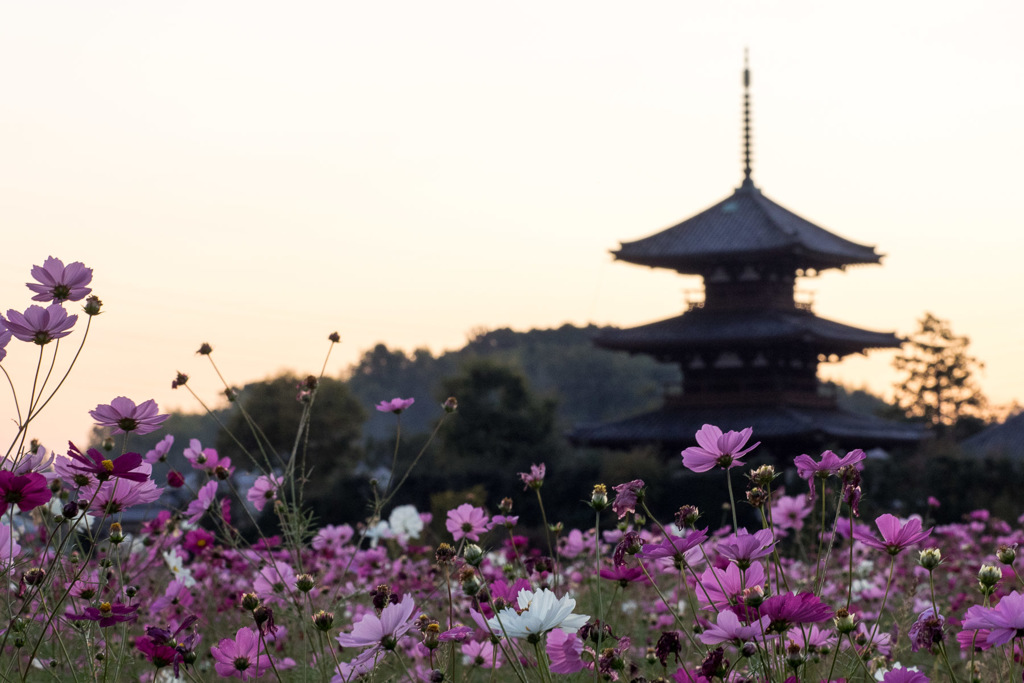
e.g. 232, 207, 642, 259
336, 593, 417, 652
446, 503, 492, 541
792, 449, 865, 500
247, 474, 282, 512
90, 397, 168, 435
518, 463, 545, 490
681, 424, 759, 473
27, 256, 93, 303
611, 479, 645, 519
375, 397, 414, 413
963, 591, 1024, 646
185, 481, 218, 524
210, 627, 271, 680
699, 611, 769, 645
2, 304, 77, 345
853, 514, 932, 555
547, 629, 586, 673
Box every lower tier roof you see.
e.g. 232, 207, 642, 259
595, 309, 901, 357
569, 404, 926, 450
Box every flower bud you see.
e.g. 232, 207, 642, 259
742, 585, 764, 608
83, 295, 103, 316
746, 487, 767, 508
125, 585, 138, 598
240, 592, 260, 611
167, 471, 185, 488
295, 574, 315, 593
63, 501, 80, 519
109, 522, 124, 544
590, 484, 609, 511
463, 543, 484, 567
785, 643, 805, 669
460, 568, 483, 596
498, 497, 514, 515
435, 543, 456, 565
429, 669, 444, 683
919, 547, 942, 571
997, 544, 1017, 565
312, 610, 335, 632
214, 466, 230, 481
978, 564, 1002, 589
748, 464, 777, 487
442, 396, 458, 413
197, 343, 213, 355
100, 437, 115, 452
675, 505, 700, 528
328, 331, 341, 343
834, 608, 857, 634
171, 372, 189, 389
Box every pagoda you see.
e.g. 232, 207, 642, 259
571, 60, 924, 455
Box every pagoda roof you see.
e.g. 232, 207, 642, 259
961, 412, 1024, 460
595, 309, 901, 357
569, 405, 926, 449
613, 181, 882, 273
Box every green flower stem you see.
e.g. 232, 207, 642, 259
726, 467, 739, 533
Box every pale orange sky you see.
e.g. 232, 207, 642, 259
1, 1, 1021, 452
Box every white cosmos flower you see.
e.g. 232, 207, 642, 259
388, 504, 424, 541
486, 588, 590, 639
162, 549, 196, 588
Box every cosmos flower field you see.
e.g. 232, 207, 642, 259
1, 258, 1022, 683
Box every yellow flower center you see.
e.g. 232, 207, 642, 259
197, 539, 206, 547
100, 460, 115, 472
99, 602, 112, 614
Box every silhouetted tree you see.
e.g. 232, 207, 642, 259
893, 313, 986, 439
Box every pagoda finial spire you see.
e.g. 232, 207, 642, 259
742, 48, 754, 188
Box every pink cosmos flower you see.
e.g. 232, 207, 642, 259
637, 527, 709, 562
718, 528, 776, 568
446, 503, 492, 541
547, 629, 586, 674
0, 522, 21, 568
82, 466, 163, 515
853, 514, 932, 555
962, 591, 1024, 646
792, 449, 866, 500
699, 611, 770, 645
184, 529, 215, 554
90, 397, 168, 435
336, 593, 417, 652
312, 524, 354, 551
697, 561, 766, 610
211, 627, 272, 680
611, 479, 645, 519
518, 463, 545, 490
2, 304, 77, 345
462, 639, 503, 668
0, 326, 10, 362
186, 481, 218, 524
681, 424, 760, 473
247, 474, 282, 512
182, 438, 227, 472
151, 580, 195, 613
144, 434, 175, 464
27, 256, 93, 303
880, 668, 929, 682
375, 397, 414, 413
0, 471, 52, 515
759, 592, 834, 631
771, 494, 812, 531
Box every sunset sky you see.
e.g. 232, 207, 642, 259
1, 1, 1021, 452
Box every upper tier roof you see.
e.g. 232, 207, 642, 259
595, 308, 901, 357
613, 180, 882, 273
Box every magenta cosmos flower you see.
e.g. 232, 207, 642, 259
880, 667, 929, 682
853, 513, 932, 555
611, 479, 645, 519
681, 424, 760, 473
0, 471, 52, 515
446, 503, 492, 541
375, 397, 414, 413
211, 627, 272, 680
66, 601, 139, 628
66, 442, 148, 483
27, 256, 93, 303
963, 591, 1024, 646
2, 304, 77, 345
337, 593, 417, 652
759, 592, 834, 632
90, 397, 168, 435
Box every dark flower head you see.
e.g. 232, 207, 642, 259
0, 471, 52, 515
328, 331, 341, 343
2, 304, 77, 345
27, 256, 93, 303
908, 608, 945, 653
66, 442, 147, 482
89, 397, 168, 435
